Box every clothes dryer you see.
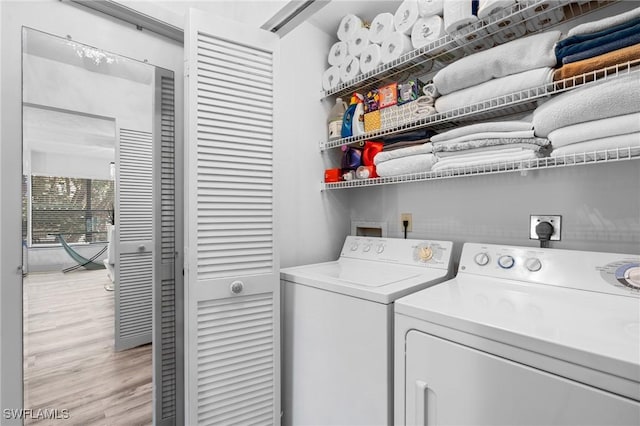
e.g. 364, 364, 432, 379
281, 236, 453, 425
394, 243, 640, 425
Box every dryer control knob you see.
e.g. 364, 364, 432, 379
377, 244, 385, 254
525, 257, 542, 272
350, 243, 358, 251
474, 252, 490, 266
418, 246, 433, 262
498, 255, 515, 269
363, 244, 371, 252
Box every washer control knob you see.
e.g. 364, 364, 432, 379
350, 243, 358, 251
418, 246, 433, 262
474, 252, 490, 266
363, 244, 371, 253
525, 257, 542, 272
377, 244, 385, 254
498, 255, 515, 269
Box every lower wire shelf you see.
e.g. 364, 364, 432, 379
321, 146, 640, 190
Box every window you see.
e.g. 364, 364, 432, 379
28, 175, 114, 245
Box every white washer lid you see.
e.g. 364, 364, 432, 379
281, 258, 450, 304
395, 274, 640, 385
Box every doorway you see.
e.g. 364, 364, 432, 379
21, 28, 179, 424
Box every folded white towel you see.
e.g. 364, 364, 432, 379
337, 14, 363, 41
435, 142, 545, 158
322, 66, 341, 91
431, 120, 532, 142
435, 67, 554, 113
478, 0, 516, 19
567, 6, 640, 37
532, 73, 640, 137
418, 0, 444, 18
328, 41, 349, 66
548, 113, 640, 148
550, 133, 640, 157
411, 15, 446, 49
376, 154, 438, 176
348, 28, 370, 58
369, 13, 395, 44
374, 143, 433, 165
433, 31, 560, 95
432, 147, 538, 171
432, 130, 535, 146
444, 0, 478, 34
395, 0, 421, 35
360, 43, 382, 74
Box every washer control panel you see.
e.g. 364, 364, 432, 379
340, 236, 453, 269
460, 243, 640, 297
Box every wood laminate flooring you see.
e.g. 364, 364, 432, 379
23, 270, 152, 426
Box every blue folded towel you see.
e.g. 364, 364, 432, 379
562, 32, 640, 65
556, 16, 640, 50
555, 21, 640, 65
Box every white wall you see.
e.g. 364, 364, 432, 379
0, 0, 184, 418
275, 21, 353, 268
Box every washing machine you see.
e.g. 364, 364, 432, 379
394, 242, 640, 425
281, 236, 453, 425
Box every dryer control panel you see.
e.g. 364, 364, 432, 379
340, 236, 453, 270
459, 243, 640, 297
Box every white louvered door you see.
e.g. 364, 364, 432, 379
115, 128, 154, 351
185, 10, 280, 425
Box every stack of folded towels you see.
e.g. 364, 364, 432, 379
372, 129, 437, 177
533, 72, 640, 158
432, 30, 561, 112
430, 120, 550, 172
554, 6, 640, 83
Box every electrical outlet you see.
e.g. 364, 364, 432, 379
401, 213, 412, 232
529, 215, 562, 241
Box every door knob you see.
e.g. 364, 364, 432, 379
230, 280, 244, 294
138, 245, 146, 252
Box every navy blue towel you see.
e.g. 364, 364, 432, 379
555, 21, 640, 65
562, 32, 640, 64
556, 16, 640, 51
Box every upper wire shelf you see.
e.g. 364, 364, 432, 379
322, 146, 640, 190
321, 0, 618, 99
320, 60, 640, 151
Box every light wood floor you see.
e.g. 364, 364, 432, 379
23, 270, 152, 425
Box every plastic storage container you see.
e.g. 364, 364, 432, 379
328, 97, 348, 139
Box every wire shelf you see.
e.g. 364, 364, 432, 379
321, 0, 618, 99
320, 61, 640, 151
322, 146, 640, 190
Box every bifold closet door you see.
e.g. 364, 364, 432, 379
184, 9, 281, 425
115, 128, 153, 351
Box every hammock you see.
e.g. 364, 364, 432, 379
55, 234, 107, 273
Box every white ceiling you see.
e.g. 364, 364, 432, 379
307, 0, 401, 38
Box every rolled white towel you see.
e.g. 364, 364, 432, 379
477, 0, 516, 20
411, 15, 446, 50
422, 82, 439, 98
413, 95, 437, 116
395, 0, 421, 35
360, 43, 382, 74
369, 13, 395, 44
381, 32, 412, 64
548, 113, 640, 148
339, 55, 360, 83
328, 41, 349, 66
417, 0, 444, 18
348, 28, 370, 57
568, 5, 640, 37
532, 73, 640, 137
337, 14, 363, 41
444, 0, 478, 34
322, 66, 341, 91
